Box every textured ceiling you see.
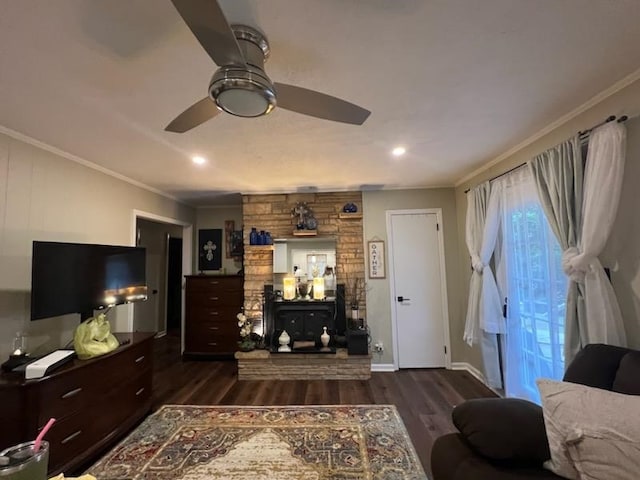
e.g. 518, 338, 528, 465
1, 0, 640, 205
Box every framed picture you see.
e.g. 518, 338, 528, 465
225, 220, 235, 258
230, 230, 244, 257
368, 240, 385, 279
198, 229, 222, 271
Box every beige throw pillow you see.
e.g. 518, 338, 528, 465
537, 379, 640, 480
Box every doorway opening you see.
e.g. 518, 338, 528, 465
131, 210, 193, 355
166, 236, 183, 337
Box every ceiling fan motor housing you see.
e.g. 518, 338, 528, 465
209, 25, 276, 117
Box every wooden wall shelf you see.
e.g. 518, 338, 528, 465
338, 212, 363, 219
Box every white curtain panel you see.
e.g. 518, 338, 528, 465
463, 182, 489, 345
463, 182, 489, 346
495, 168, 535, 400
563, 122, 627, 348
479, 185, 506, 335
463, 182, 503, 388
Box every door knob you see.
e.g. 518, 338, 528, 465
397, 296, 411, 302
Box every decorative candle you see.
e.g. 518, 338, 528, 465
312, 277, 325, 300
283, 277, 296, 300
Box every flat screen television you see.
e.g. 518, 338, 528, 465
31, 241, 147, 321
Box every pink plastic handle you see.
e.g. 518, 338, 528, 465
34, 418, 56, 452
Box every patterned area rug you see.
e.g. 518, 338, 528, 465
87, 405, 427, 480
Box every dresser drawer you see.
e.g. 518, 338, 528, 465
185, 335, 240, 354
36, 366, 97, 425
185, 306, 239, 324
46, 410, 96, 473
186, 276, 243, 292
86, 343, 151, 397
186, 319, 238, 337
185, 325, 240, 352
98, 373, 152, 435
186, 290, 242, 308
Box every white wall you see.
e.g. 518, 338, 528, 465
195, 206, 243, 274
0, 132, 195, 360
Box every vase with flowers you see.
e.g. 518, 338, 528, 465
237, 312, 256, 352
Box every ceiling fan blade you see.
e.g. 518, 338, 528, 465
274, 83, 370, 125
171, 0, 245, 66
165, 97, 220, 133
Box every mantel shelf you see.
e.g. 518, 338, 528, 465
246, 245, 274, 250
292, 229, 318, 237
338, 212, 363, 219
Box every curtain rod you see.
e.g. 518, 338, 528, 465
464, 114, 629, 194
464, 163, 526, 194
578, 114, 627, 136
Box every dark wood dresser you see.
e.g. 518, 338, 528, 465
184, 275, 243, 357
0, 332, 154, 475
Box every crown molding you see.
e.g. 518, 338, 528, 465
455, 67, 640, 187
0, 125, 187, 205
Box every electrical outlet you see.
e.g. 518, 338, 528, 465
374, 342, 384, 353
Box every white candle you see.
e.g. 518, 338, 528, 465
283, 277, 296, 300
313, 277, 325, 300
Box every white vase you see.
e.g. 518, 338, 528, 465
320, 326, 330, 348
278, 330, 291, 352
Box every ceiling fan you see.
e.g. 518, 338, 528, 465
165, 0, 371, 133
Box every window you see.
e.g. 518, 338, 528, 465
495, 168, 567, 403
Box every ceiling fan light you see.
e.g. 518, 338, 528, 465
210, 67, 276, 118
216, 88, 274, 117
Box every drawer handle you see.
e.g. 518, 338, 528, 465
207, 342, 218, 346
208, 326, 219, 330
61, 387, 82, 399
135, 355, 145, 363
209, 311, 219, 316
135, 387, 145, 396
209, 296, 219, 300
61, 430, 82, 444
209, 281, 219, 285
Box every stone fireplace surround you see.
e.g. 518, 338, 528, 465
240, 192, 370, 379
242, 192, 366, 323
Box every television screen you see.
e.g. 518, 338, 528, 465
30, 241, 147, 321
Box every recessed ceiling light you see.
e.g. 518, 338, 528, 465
392, 146, 406, 157
192, 156, 206, 165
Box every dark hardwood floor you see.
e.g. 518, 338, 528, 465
151, 333, 496, 476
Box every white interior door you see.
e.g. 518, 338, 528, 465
388, 210, 448, 368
